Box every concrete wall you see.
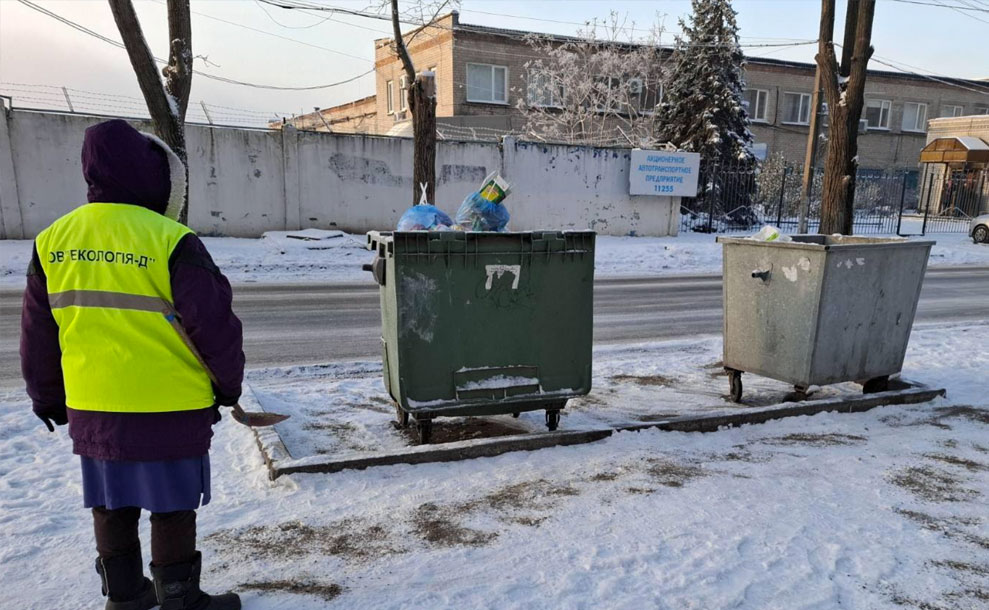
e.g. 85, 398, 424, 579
505, 139, 678, 235
0, 106, 678, 239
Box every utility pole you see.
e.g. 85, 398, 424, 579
798, 66, 823, 234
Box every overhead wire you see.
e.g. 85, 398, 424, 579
887, 0, 989, 23
259, 0, 818, 49
15, 0, 376, 91
146, 0, 371, 63
253, 0, 334, 29
886, 0, 989, 11
829, 42, 989, 96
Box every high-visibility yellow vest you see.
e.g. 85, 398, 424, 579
34, 203, 215, 413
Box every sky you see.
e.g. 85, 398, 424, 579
1, 0, 988, 127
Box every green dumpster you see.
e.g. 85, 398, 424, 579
365, 231, 595, 443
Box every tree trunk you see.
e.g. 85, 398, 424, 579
107, 0, 193, 224
409, 75, 437, 205
816, 0, 875, 235
390, 0, 437, 206
819, 105, 856, 235
839, 0, 859, 76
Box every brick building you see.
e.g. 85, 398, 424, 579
281, 12, 989, 170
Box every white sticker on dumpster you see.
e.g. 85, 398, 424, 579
485, 265, 521, 290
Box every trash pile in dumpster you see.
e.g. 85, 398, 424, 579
396, 172, 512, 232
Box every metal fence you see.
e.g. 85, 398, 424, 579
913, 168, 988, 234
679, 161, 986, 236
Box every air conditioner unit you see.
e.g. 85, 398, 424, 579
393, 111, 407, 122
858, 119, 869, 133
628, 78, 643, 94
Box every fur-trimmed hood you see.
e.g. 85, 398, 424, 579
81, 119, 186, 220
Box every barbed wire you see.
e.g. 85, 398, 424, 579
0, 83, 295, 128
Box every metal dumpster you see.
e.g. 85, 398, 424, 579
717, 235, 934, 401
365, 231, 595, 443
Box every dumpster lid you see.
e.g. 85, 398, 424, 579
716, 235, 936, 249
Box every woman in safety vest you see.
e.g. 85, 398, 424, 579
21, 119, 244, 610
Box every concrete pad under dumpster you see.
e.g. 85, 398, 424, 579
239, 333, 948, 479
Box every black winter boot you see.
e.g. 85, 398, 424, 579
95, 550, 158, 610
150, 551, 240, 610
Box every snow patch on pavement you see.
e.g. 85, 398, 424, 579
1, 323, 987, 609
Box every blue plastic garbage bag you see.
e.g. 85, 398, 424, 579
396, 204, 454, 231
455, 192, 510, 232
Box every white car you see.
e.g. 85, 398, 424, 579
972, 214, 989, 244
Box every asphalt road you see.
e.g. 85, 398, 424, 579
2, 267, 987, 387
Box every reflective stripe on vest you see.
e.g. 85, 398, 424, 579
35, 203, 214, 414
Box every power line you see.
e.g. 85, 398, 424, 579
146, 0, 371, 63
459, 7, 825, 43
886, 0, 989, 12
866, 56, 989, 96
253, 0, 334, 29
260, 0, 817, 49
887, 0, 989, 23
15, 0, 375, 91
829, 42, 989, 96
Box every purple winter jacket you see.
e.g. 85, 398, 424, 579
20, 119, 245, 461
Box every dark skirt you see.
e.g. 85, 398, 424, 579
81, 455, 211, 513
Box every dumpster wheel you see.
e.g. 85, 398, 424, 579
726, 369, 743, 403
395, 404, 410, 428
862, 375, 890, 394
545, 409, 561, 431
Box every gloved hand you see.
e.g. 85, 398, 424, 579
36, 411, 68, 432
213, 385, 240, 407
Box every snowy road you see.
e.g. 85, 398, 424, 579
221, 267, 989, 371
1, 267, 987, 387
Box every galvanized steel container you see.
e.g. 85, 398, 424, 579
366, 231, 595, 442
717, 235, 934, 399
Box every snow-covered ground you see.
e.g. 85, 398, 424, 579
2, 321, 986, 609
2, 225, 986, 287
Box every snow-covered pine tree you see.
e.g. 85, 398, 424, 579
658, 0, 753, 169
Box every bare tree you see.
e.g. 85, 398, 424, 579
385, 0, 453, 205
518, 14, 667, 148
107, 0, 193, 224
816, 0, 876, 235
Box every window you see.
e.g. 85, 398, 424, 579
399, 75, 408, 112
386, 80, 394, 114
781, 92, 812, 125
527, 72, 564, 108
940, 104, 964, 118
976, 105, 989, 115
639, 82, 663, 114
864, 99, 891, 129
466, 63, 508, 104
901, 102, 927, 132
593, 75, 624, 111
744, 89, 769, 122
